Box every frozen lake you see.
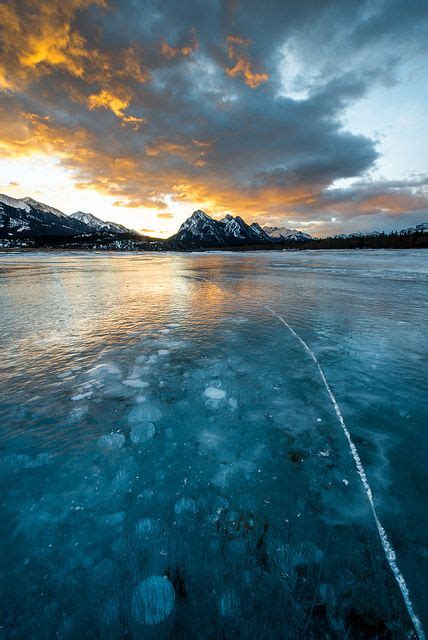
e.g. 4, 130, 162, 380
0, 250, 427, 639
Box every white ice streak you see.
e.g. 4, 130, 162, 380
263, 305, 425, 640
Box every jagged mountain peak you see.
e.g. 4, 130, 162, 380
171, 210, 273, 246
191, 209, 211, 220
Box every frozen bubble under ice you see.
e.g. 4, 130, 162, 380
131, 576, 175, 625
135, 517, 161, 537
101, 511, 126, 526
122, 379, 149, 389
87, 362, 121, 376
174, 498, 197, 515
131, 422, 155, 444
228, 397, 238, 410
97, 433, 126, 450
204, 387, 226, 400
128, 404, 162, 423
2, 452, 53, 472
219, 589, 240, 617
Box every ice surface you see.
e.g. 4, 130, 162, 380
0, 251, 425, 639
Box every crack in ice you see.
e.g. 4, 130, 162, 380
189, 274, 424, 640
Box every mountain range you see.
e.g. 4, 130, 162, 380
0, 194, 138, 238
0, 192, 426, 250
0, 194, 312, 247
169, 210, 311, 246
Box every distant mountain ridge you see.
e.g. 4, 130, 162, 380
0, 194, 136, 237
1, 192, 426, 251
334, 223, 428, 239
70, 211, 131, 234
0, 193, 312, 246
263, 225, 312, 242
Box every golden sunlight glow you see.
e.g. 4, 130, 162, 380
0, 155, 199, 237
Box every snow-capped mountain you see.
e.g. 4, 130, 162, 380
0, 194, 90, 236
172, 210, 227, 246
263, 225, 312, 242
21, 197, 69, 219
170, 210, 311, 247
170, 210, 275, 247
70, 211, 132, 234
0, 193, 136, 238
249, 222, 272, 242
334, 224, 428, 239
334, 230, 388, 239
221, 214, 272, 243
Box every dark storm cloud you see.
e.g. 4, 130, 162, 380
0, 0, 427, 229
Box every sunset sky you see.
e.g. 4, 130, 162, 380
0, 0, 427, 237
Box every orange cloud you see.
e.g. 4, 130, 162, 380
0, 102, 91, 160
227, 34, 250, 46
0, 0, 106, 89
225, 34, 268, 88
160, 29, 198, 60
3, 99, 425, 229
87, 89, 145, 128
145, 138, 211, 166
117, 47, 151, 84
